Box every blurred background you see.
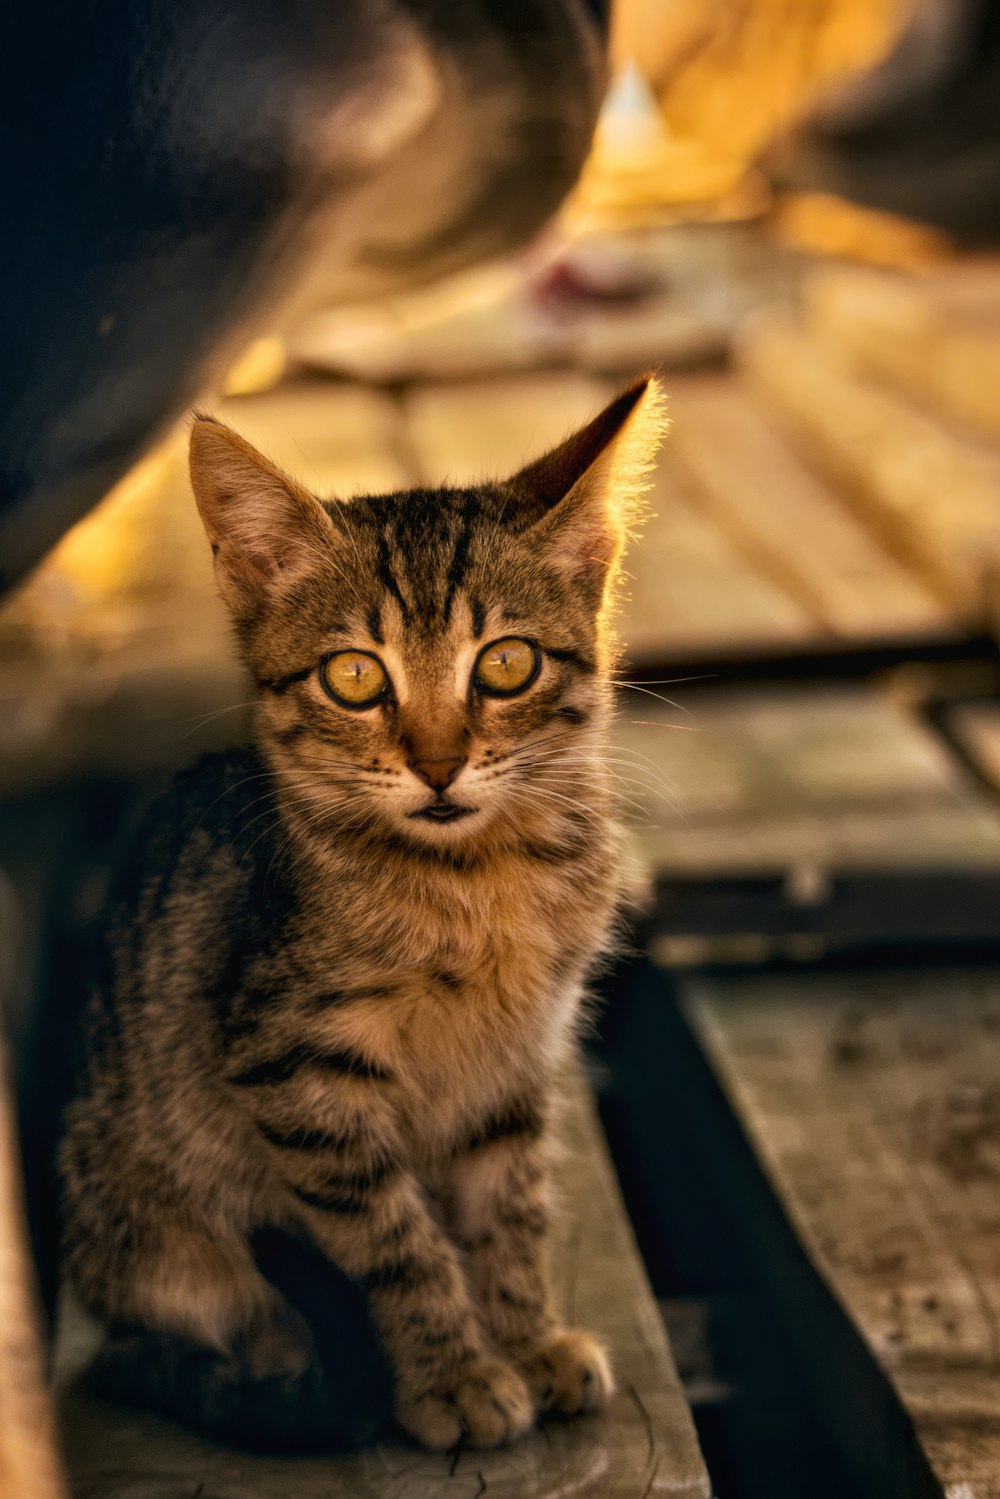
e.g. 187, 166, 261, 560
4, 1, 1000, 1496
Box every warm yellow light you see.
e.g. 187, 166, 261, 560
772, 192, 952, 268
48, 436, 187, 601
570, 0, 910, 232
222, 336, 287, 396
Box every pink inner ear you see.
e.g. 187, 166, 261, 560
517, 376, 651, 507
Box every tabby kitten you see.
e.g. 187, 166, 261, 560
59, 375, 664, 1452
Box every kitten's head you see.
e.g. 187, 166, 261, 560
190, 378, 664, 851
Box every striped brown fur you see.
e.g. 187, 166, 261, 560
59, 377, 665, 1451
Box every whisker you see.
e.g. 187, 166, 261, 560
623, 719, 699, 731
613, 683, 696, 716
175, 701, 255, 736
609, 674, 716, 687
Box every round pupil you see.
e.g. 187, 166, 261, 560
479, 639, 534, 691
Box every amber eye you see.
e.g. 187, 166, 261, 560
320, 651, 389, 708
474, 637, 540, 697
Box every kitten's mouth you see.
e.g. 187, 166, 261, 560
410, 798, 477, 823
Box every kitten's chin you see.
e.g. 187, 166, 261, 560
395, 801, 486, 845
407, 803, 477, 826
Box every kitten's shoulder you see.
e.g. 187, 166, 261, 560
114, 749, 279, 910
165, 748, 273, 839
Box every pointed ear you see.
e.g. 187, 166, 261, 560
513, 375, 666, 604
189, 415, 339, 622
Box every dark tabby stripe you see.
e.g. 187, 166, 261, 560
470, 595, 486, 638
375, 830, 481, 872
272, 723, 308, 745
459, 1102, 544, 1155
382, 1214, 415, 1246
546, 646, 596, 674
293, 1185, 368, 1214
404, 1326, 455, 1349
375, 535, 410, 624
497, 1285, 546, 1315
228, 1044, 391, 1087
497, 1202, 548, 1236
293, 1162, 395, 1214
367, 603, 384, 644
311, 986, 393, 1009
442, 515, 473, 625
257, 663, 315, 695
257, 1122, 356, 1151
361, 1256, 440, 1294
554, 704, 589, 725
519, 836, 588, 865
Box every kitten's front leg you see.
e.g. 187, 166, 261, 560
248, 1082, 533, 1449
449, 1102, 614, 1418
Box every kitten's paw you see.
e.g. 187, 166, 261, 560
397, 1357, 534, 1450
520, 1328, 614, 1416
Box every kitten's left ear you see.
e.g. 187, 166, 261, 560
189, 414, 341, 623
514, 374, 666, 603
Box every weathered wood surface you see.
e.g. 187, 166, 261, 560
949, 702, 1000, 794
804, 266, 1000, 442
613, 687, 1000, 874
0, 1042, 66, 1499
666, 375, 947, 640
739, 314, 1000, 613
56, 1072, 711, 1499
402, 372, 606, 486
626, 452, 819, 663
219, 380, 411, 497
684, 969, 1000, 1499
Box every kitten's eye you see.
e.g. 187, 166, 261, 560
320, 651, 389, 708
474, 638, 540, 697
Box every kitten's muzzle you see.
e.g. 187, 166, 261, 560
408, 756, 467, 792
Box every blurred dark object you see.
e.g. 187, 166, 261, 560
649, 869, 1000, 970
766, 0, 1000, 240
0, 0, 604, 592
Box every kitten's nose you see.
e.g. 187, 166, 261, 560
409, 756, 466, 792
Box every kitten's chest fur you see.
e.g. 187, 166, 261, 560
284, 848, 615, 1153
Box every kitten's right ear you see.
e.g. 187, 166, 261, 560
189, 415, 339, 622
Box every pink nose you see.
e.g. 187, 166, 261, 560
409, 756, 466, 792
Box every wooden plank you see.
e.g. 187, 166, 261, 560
404, 374, 823, 665
949, 702, 1000, 793
684, 969, 1000, 1499
612, 686, 1000, 874
624, 452, 821, 664
665, 374, 947, 640
804, 266, 1000, 443
57, 1071, 711, 1499
219, 379, 410, 497
738, 314, 1000, 614
402, 373, 607, 485
0, 1043, 66, 1499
